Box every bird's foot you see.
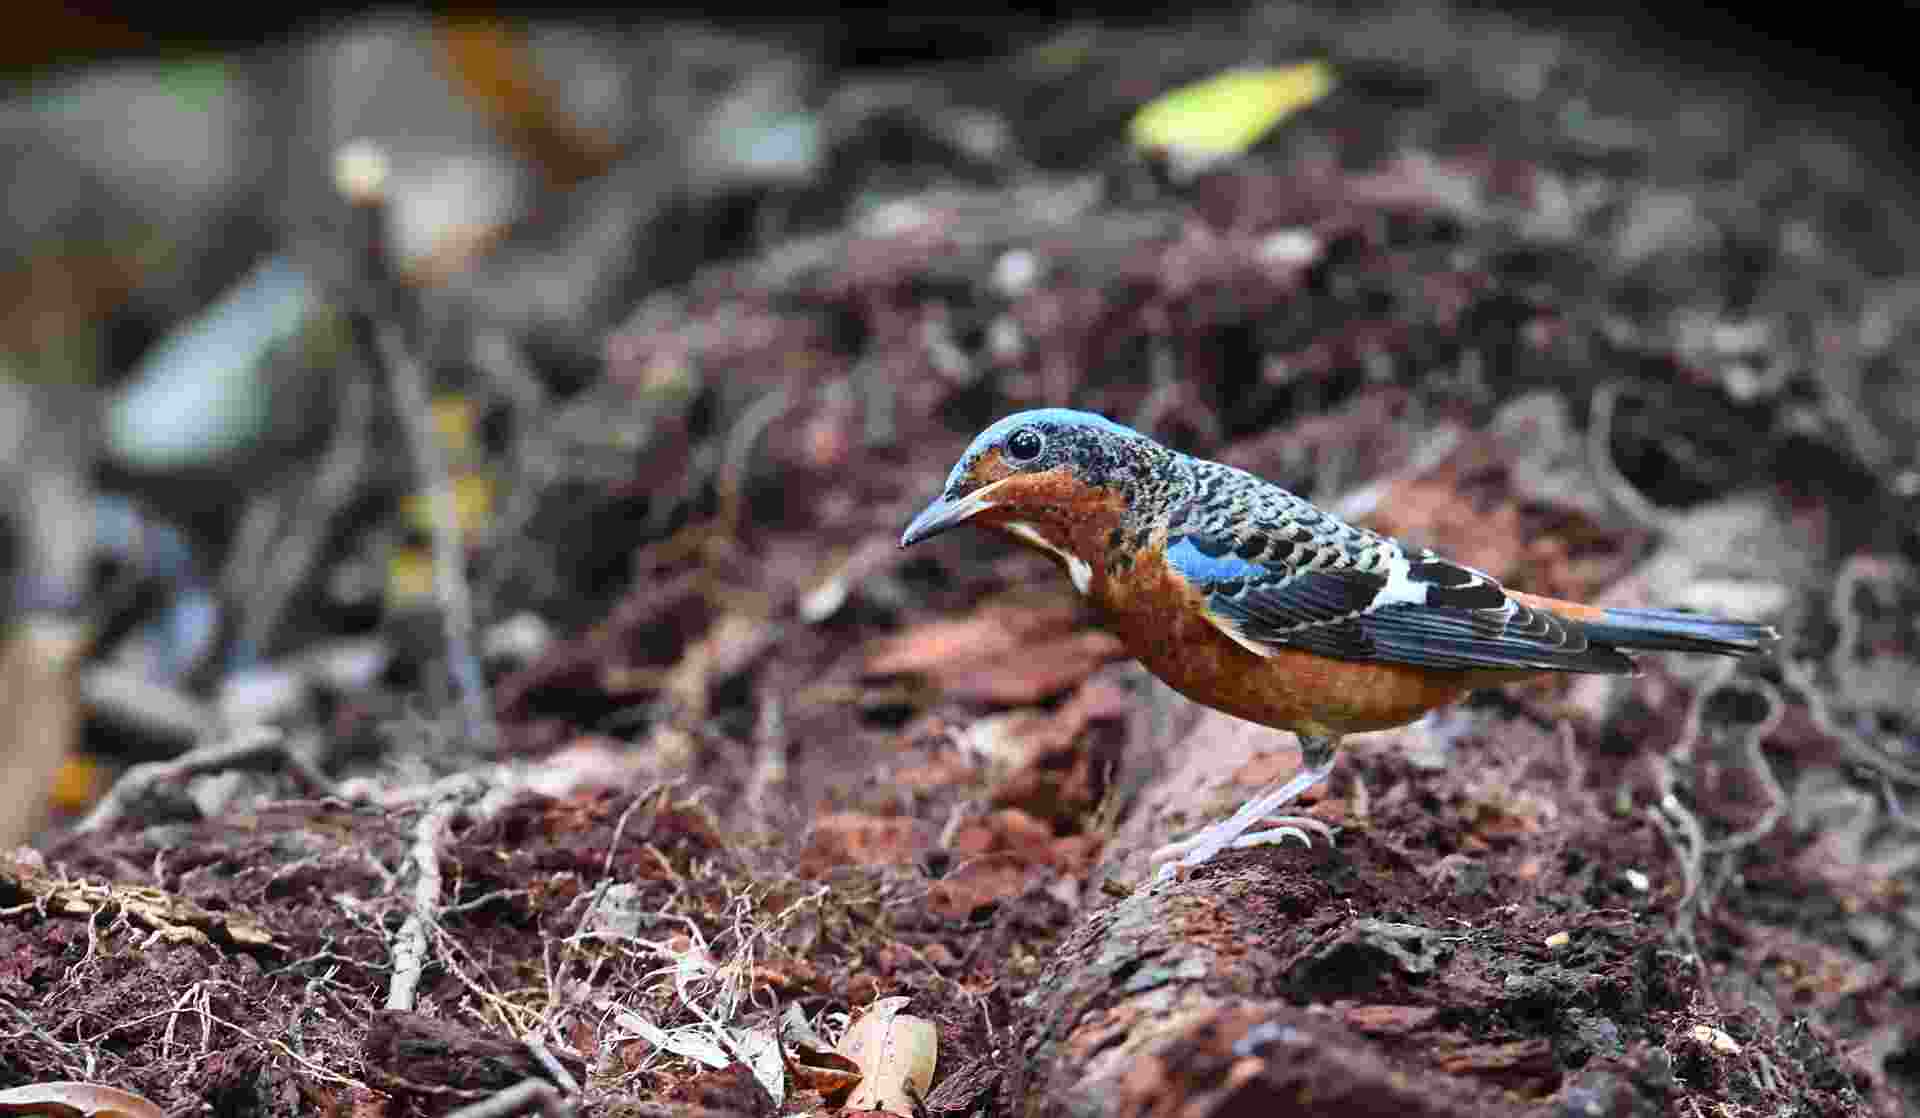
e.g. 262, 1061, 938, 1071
1148, 813, 1338, 875
1147, 754, 1340, 881
1229, 814, 1340, 851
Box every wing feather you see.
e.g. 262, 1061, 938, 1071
1167, 530, 1635, 675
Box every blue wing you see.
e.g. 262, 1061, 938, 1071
1165, 533, 1635, 674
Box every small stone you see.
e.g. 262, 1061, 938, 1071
992, 249, 1040, 297
483, 612, 554, 667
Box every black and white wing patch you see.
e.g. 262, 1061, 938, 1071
1166, 534, 1635, 674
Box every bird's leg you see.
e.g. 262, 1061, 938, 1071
1151, 734, 1340, 875
1227, 733, 1341, 851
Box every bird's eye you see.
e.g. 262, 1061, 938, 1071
1005, 427, 1045, 463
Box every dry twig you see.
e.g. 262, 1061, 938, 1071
333, 139, 497, 751
75, 726, 335, 834
386, 774, 481, 1012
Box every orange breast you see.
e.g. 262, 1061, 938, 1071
1095, 543, 1488, 737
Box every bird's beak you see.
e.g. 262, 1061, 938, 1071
900, 479, 1006, 547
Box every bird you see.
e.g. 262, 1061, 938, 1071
900, 408, 1776, 873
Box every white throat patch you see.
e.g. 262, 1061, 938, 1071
1003, 521, 1093, 595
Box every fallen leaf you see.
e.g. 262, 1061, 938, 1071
838, 996, 938, 1116
781, 1004, 864, 1097
1130, 62, 1335, 171
926, 853, 1034, 920
793, 1055, 863, 1099
951, 808, 1053, 863
799, 813, 929, 876
780, 1003, 830, 1052
980, 677, 1132, 826
600, 1001, 731, 1069
434, 18, 621, 191
0, 1081, 164, 1118
726, 1026, 787, 1107
866, 604, 1122, 705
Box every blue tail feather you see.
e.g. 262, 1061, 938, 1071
1584, 607, 1776, 656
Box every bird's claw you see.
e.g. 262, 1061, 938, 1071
1227, 816, 1339, 852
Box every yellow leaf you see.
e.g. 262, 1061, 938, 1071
401, 472, 496, 537
387, 547, 436, 606
838, 996, 937, 1116
1129, 62, 1335, 162
49, 756, 107, 813
429, 394, 479, 457
434, 18, 621, 189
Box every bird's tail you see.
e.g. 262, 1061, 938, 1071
1579, 607, 1777, 657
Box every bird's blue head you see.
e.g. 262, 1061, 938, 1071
900, 409, 1156, 548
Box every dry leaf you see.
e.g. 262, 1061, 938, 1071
925, 852, 1036, 921
798, 813, 929, 876
0, 1081, 165, 1118
601, 1002, 731, 1069
727, 1026, 787, 1107
838, 996, 938, 1116
781, 1004, 864, 1097
433, 18, 621, 191
793, 1058, 863, 1098
780, 1003, 828, 1051
866, 604, 1123, 705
